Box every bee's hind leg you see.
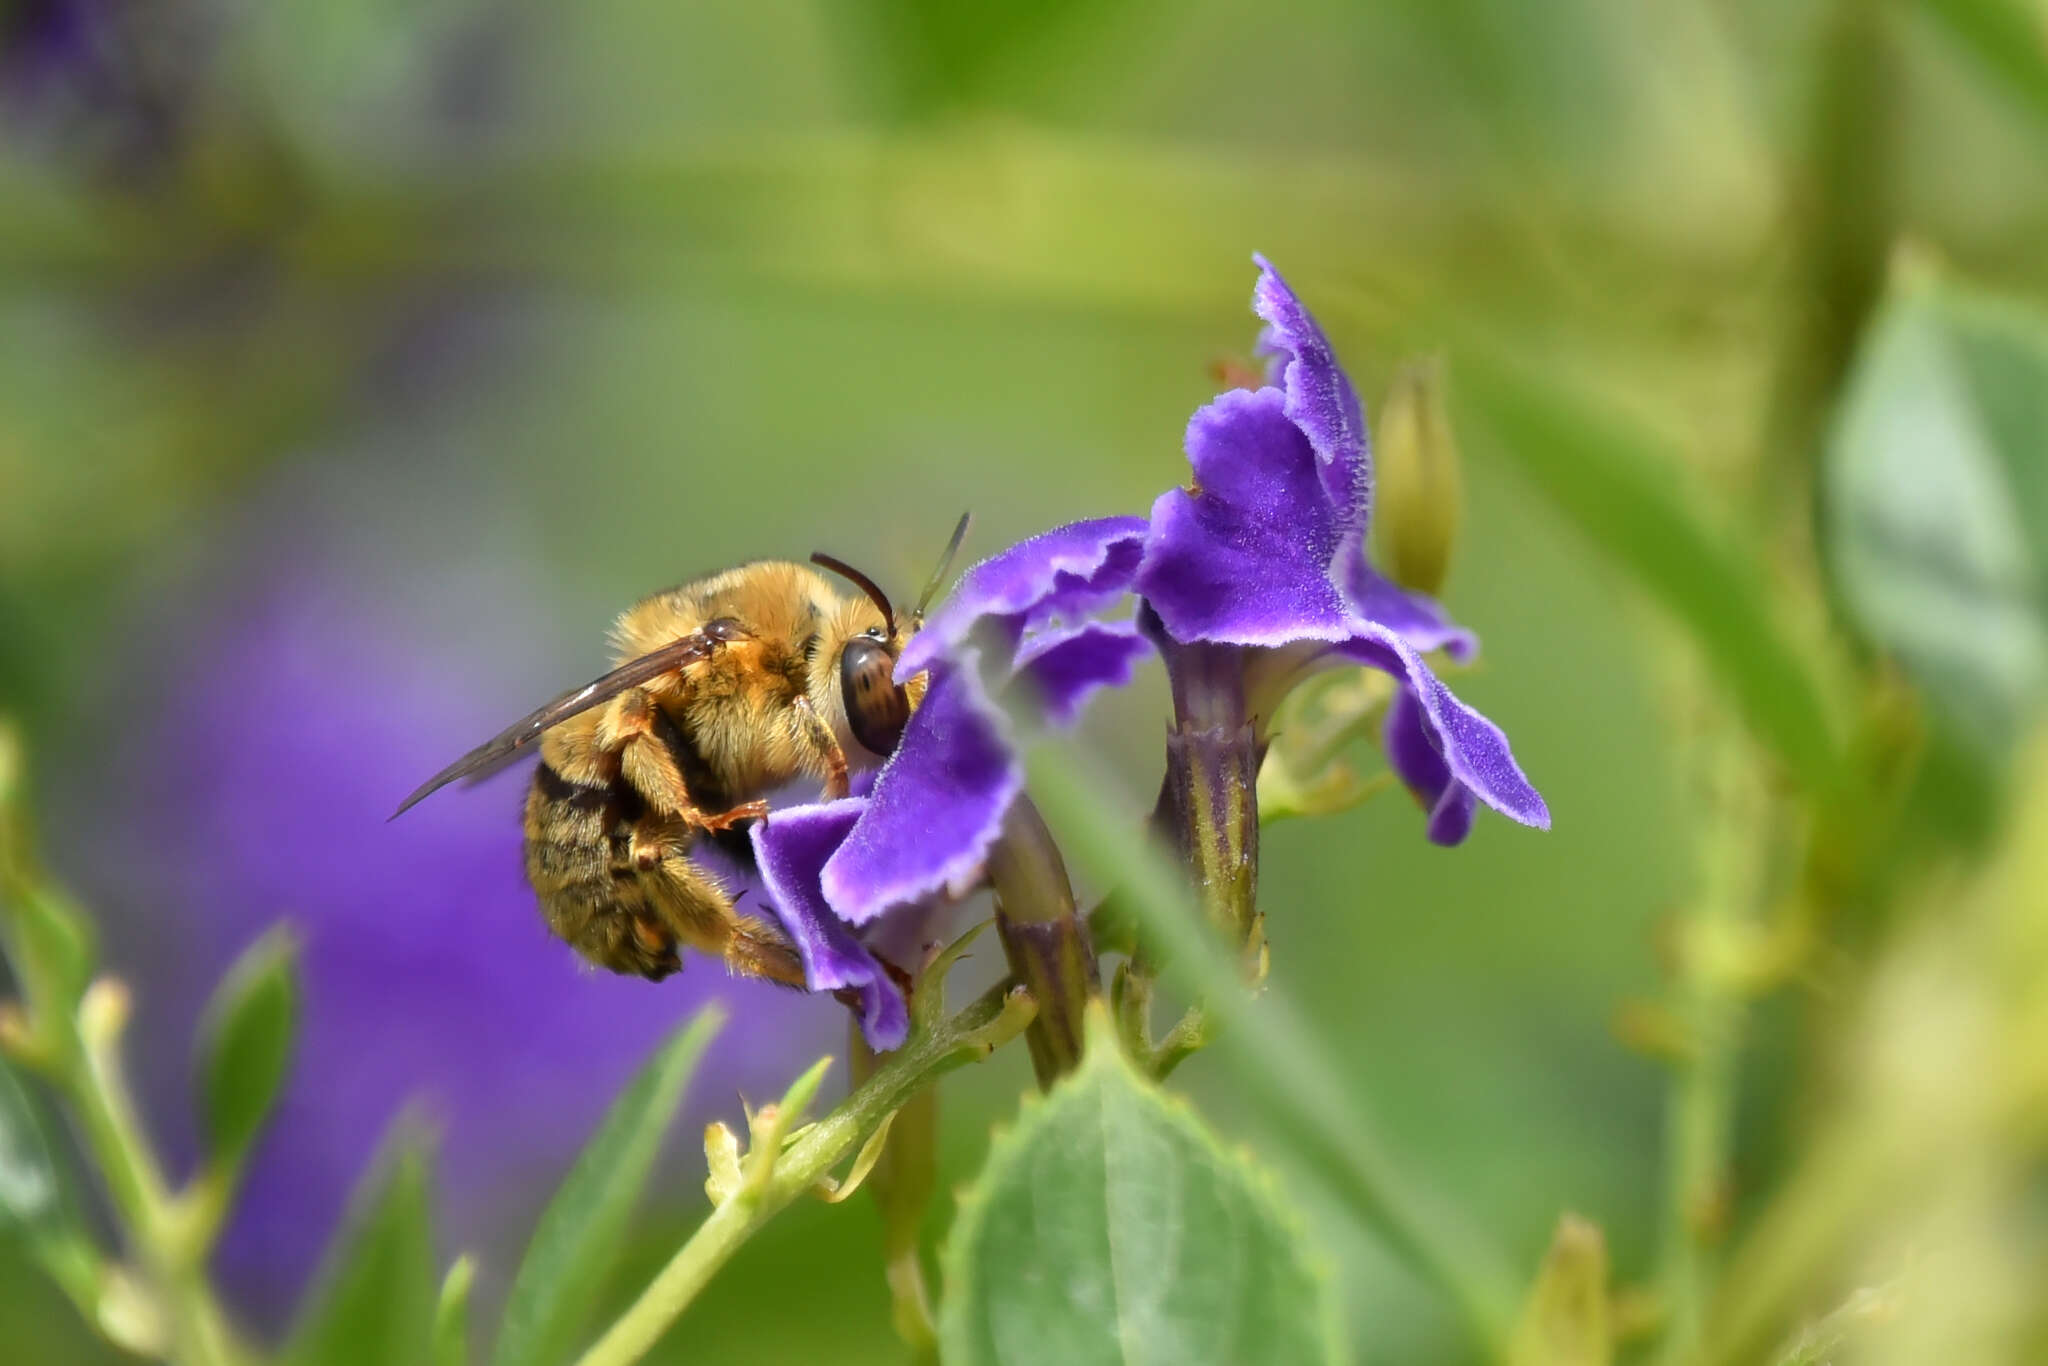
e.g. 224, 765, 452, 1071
634, 829, 807, 988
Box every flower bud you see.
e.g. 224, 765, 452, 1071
1508, 1214, 1611, 1366
703, 1122, 742, 1205
78, 978, 132, 1051
1374, 356, 1462, 597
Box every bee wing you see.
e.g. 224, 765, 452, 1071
388, 632, 722, 820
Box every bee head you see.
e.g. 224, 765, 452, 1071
836, 626, 910, 757
807, 555, 909, 757
810, 513, 968, 759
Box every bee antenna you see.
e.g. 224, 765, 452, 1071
809, 552, 897, 637
912, 511, 971, 624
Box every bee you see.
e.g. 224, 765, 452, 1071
392, 516, 968, 987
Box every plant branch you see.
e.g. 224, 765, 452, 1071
570, 979, 1035, 1366
67, 985, 249, 1366
850, 1025, 939, 1363
986, 798, 1097, 1084
2, 729, 246, 1366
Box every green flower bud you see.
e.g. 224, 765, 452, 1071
702, 1122, 742, 1204
1508, 1214, 1612, 1366
1375, 355, 1462, 597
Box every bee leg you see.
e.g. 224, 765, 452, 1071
598, 687, 766, 831
635, 833, 807, 987
792, 695, 851, 799
696, 799, 770, 832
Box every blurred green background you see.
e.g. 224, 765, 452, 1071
3, 0, 2046, 1363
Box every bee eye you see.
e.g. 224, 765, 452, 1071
839, 637, 909, 756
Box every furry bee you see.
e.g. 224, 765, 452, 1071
392, 517, 967, 986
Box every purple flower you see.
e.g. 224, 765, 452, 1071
752, 567, 1151, 1050
889, 258, 1542, 849
1134, 255, 1546, 841
727, 261, 1541, 1064
738, 260, 1548, 1045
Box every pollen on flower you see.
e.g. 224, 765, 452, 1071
1208, 356, 1264, 391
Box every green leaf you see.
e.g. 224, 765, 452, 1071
0, 1060, 105, 1325
285, 1127, 437, 1366
1456, 349, 1841, 794
1823, 267, 2048, 761
194, 926, 300, 1174
0, 1058, 64, 1237
939, 1012, 1341, 1366
2, 885, 99, 1016
1911, 0, 2048, 135
491, 1007, 723, 1366
433, 1255, 475, 1366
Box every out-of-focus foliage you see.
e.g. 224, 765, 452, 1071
281, 1132, 436, 1366
492, 1012, 719, 1366
1824, 257, 2048, 762
193, 927, 299, 1178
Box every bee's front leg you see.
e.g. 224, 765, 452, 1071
792, 695, 851, 800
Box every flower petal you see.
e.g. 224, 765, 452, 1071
751, 800, 909, 1050
1137, 387, 1353, 647
822, 663, 1022, 922
1333, 622, 1549, 834
1343, 561, 1479, 662
1012, 620, 1153, 725
1251, 253, 1370, 532
898, 517, 1148, 680
1383, 683, 1477, 845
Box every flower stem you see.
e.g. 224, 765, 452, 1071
571, 979, 1035, 1366
1653, 679, 1776, 1366
1158, 723, 1265, 960
850, 1027, 939, 1364
68, 985, 248, 1366
1, 734, 246, 1366
1118, 635, 1267, 1073
985, 797, 1098, 1085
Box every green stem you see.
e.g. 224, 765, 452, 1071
850, 1027, 940, 1363
1657, 971, 1739, 1363
1118, 637, 1265, 1075
66, 985, 247, 1366
1761, 0, 1893, 503
571, 980, 1035, 1366
986, 798, 1097, 1085
3, 742, 244, 1366
1653, 683, 1775, 1366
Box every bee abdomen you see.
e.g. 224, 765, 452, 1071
523, 762, 681, 980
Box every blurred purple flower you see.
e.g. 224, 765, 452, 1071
3, 0, 100, 105
1, 0, 206, 178
69, 480, 820, 1323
